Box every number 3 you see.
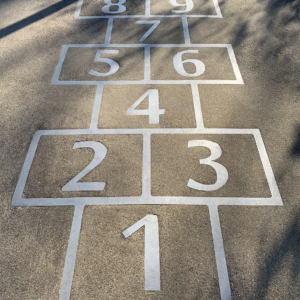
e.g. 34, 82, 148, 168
187, 140, 228, 191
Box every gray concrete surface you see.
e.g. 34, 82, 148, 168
0, 0, 299, 299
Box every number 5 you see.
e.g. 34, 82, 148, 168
187, 140, 228, 191
89, 50, 120, 77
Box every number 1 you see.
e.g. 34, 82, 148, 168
123, 215, 160, 291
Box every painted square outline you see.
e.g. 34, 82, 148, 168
74, 0, 222, 19
12, 128, 282, 207
51, 44, 244, 86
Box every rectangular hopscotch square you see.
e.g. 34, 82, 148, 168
149, 128, 282, 206
51, 44, 243, 85
75, 0, 222, 19
97, 84, 197, 129
12, 131, 143, 206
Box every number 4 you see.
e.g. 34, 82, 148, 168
127, 89, 165, 124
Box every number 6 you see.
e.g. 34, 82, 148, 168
187, 140, 228, 191
173, 50, 205, 77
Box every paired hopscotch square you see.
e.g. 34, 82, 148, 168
75, 0, 222, 19
51, 44, 244, 85
12, 128, 282, 207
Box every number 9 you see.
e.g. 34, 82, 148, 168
170, 0, 194, 13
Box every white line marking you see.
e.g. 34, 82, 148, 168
227, 44, 244, 84
74, 15, 222, 19
90, 84, 104, 129
191, 83, 204, 128
51, 44, 69, 85
143, 131, 151, 197
54, 43, 234, 47
105, 18, 114, 44
53, 80, 244, 85
254, 131, 282, 200
11, 131, 41, 207
123, 214, 160, 290
59, 205, 85, 300
209, 205, 231, 300
74, 0, 83, 19
144, 46, 151, 82
12, 196, 284, 207
212, 0, 222, 18
145, 0, 151, 16
182, 16, 191, 44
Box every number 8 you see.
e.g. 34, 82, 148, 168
102, 0, 126, 14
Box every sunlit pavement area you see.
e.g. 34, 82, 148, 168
0, 0, 299, 299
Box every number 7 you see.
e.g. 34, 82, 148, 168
136, 20, 160, 42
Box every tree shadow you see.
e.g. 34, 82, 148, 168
0, 0, 78, 38
255, 212, 300, 299
0, 0, 299, 298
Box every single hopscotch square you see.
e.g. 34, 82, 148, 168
12, 132, 143, 206
97, 84, 197, 129
75, 0, 222, 19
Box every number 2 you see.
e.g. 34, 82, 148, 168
187, 140, 228, 191
62, 141, 107, 192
